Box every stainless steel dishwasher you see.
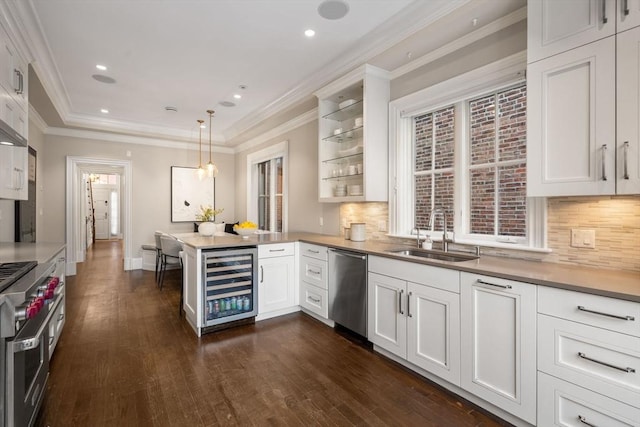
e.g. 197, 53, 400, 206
328, 248, 367, 337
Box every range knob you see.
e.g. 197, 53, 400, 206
26, 303, 40, 319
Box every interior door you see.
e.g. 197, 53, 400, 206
93, 188, 110, 240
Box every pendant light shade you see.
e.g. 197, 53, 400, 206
206, 109, 218, 178
196, 119, 205, 179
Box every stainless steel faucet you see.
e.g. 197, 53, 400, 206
428, 208, 453, 252
415, 226, 422, 248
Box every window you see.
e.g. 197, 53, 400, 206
390, 54, 545, 250
246, 141, 288, 232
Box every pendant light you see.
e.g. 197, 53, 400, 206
206, 109, 218, 178
196, 119, 205, 179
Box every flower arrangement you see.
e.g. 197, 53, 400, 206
196, 205, 224, 222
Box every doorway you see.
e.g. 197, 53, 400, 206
65, 157, 132, 276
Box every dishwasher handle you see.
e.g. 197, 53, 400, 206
329, 248, 366, 260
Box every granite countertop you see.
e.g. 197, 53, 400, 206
0, 242, 66, 264
175, 231, 640, 302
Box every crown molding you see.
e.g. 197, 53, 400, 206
233, 108, 317, 154
28, 103, 48, 133
45, 126, 235, 154
390, 6, 527, 80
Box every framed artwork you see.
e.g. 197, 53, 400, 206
171, 166, 215, 222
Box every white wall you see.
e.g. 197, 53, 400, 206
40, 133, 235, 260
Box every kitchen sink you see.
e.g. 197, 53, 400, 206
387, 248, 478, 262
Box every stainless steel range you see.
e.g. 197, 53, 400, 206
0, 261, 64, 427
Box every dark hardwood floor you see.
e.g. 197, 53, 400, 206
36, 240, 510, 426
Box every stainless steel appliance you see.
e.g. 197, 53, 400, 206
1, 261, 64, 427
328, 249, 367, 337
201, 247, 258, 332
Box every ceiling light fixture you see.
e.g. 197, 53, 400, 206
196, 119, 205, 179
317, 0, 349, 20
304, 29, 316, 37
96, 64, 107, 71
206, 110, 218, 178
233, 94, 242, 99
100, 108, 109, 113
0, 141, 14, 146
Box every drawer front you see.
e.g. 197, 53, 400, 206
538, 371, 640, 427
258, 242, 295, 258
300, 256, 327, 290
299, 243, 328, 261
300, 282, 328, 319
538, 314, 640, 407
539, 286, 640, 337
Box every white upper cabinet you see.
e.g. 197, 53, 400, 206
0, 24, 28, 114
314, 64, 390, 203
527, 0, 640, 196
528, 0, 616, 63
617, 25, 640, 194
618, 0, 640, 32
527, 37, 616, 196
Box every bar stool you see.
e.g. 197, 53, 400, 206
154, 231, 164, 285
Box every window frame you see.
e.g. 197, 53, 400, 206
246, 140, 288, 232
388, 52, 548, 251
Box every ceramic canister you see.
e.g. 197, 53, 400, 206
350, 223, 366, 241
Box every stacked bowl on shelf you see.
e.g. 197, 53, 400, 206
334, 184, 347, 197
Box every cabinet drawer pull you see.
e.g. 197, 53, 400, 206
260, 265, 264, 283
623, 141, 630, 180
269, 248, 286, 252
476, 279, 512, 289
307, 249, 320, 254
577, 305, 635, 321
398, 289, 404, 315
58, 313, 65, 321
308, 269, 321, 276
624, 0, 630, 15
578, 415, 597, 427
601, 0, 608, 23
577, 352, 636, 373
407, 292, 412, 318
601, 144, 607, 181
308, 296, 321, 304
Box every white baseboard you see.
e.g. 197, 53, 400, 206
256, 306, 300, 322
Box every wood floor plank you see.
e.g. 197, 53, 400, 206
36, 241, 511, 427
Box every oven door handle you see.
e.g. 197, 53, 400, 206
12, 316, 48, 352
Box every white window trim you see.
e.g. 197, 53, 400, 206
246, 140, 288, 232
388, 51, 549, 252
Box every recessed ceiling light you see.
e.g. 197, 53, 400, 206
233, 94, 242, 99
0, 141, 14, 146
96, 64, 107, 71
164, 106, 178, 112
305, 29, 316, 37
100, 108, 109, 114
219, 101, 236, 107
318, 0, 349, 20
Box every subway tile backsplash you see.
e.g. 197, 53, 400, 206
340, 196, 640, 273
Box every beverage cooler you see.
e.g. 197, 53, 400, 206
202, 247, 258, 327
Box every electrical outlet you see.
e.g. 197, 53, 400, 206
377, 220, 387, 232
570, 229, 596, 249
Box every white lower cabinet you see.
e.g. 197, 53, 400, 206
538, 371, 640, 427
368, 256, 461, 386
298, 243, 329, 320
258, 243, 296, 319
460, 273, 537, 425
537, 286, 640, 425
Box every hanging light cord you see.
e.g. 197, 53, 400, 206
206, 109, 217, 177
197, 119, 204, 178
